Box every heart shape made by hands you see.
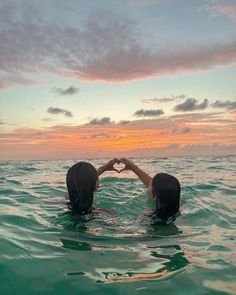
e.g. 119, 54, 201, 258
113, 162, 125, 173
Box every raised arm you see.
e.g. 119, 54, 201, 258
119, 158, 152, 187
97, 158, 120, 176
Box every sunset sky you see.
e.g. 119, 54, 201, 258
0, 0, 236, 160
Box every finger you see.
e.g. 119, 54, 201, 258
111, 159, 116, 164
119, 158, 126, 163
112, 168, 119, 173
113, 158, 120, 164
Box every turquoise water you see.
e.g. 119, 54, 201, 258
0, 156, 236, 294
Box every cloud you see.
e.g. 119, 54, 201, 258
1, 111, 235, 159
41, 117, 56, 122
87, 117, 112, 125
85, 118, 130, 125
73, 37, 236, 83
51, 86, 80, 96
134, 109, 164, 117
0, 2, 236, 88
119, 120, 131, 125
206, 0, 236, 20
175, 98, 209, 112
171, 128, 178, 134
120, 112, 235, 131
126, 0, 162, 6
181, 127, 192, 134
211, 100, 236, 110
0, 120, 5, 125
139, 95, 186, 104
0, 72, 39, 89
171, 127, 191, 134
47, 107, 73, 117
90, 133, 112, 139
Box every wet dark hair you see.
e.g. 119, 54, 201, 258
66, 162, 98, 215
152, 173, 180, 219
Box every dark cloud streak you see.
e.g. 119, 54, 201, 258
51, 86, 80, 96
47, 107, 73, 117
175, 98, 208, 112
119, 120, 130, 125
181, 127, 192, 134
140, 95, 186, 104
211, 100, 236, 110
171, 127, 191, 134
87, 117, 112, 125
134, 109, 164, 117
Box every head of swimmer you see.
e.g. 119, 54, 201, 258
66, 162, 99, 215
147, 173, 180, 219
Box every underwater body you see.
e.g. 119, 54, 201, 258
0, 155, 236, 294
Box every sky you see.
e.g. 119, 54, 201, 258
0, 0, 236, 160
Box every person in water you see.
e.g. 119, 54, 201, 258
118, 158, 181, 220
66, 158, 180, 219
66, 159, 120, 215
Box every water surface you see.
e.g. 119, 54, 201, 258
0, 156, 236, 294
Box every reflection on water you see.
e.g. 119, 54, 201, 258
101, 244, 189, 283
58, 214, 189, 283
61, 239, 93, 251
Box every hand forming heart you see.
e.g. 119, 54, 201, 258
105, 158, 131, 173
113, 162, 126, 173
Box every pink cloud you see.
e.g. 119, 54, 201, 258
139, 95, 186, 104
207, 1, 236, 20
1, 112, 235, 159
73, 40, 236, 82
0, 3, 236, 88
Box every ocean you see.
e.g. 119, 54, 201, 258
0, 155, 236, 294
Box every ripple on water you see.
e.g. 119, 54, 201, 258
0, 156, 236, 294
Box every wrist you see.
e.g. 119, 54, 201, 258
97, 165, 106, 176
129, 162, 137, 172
